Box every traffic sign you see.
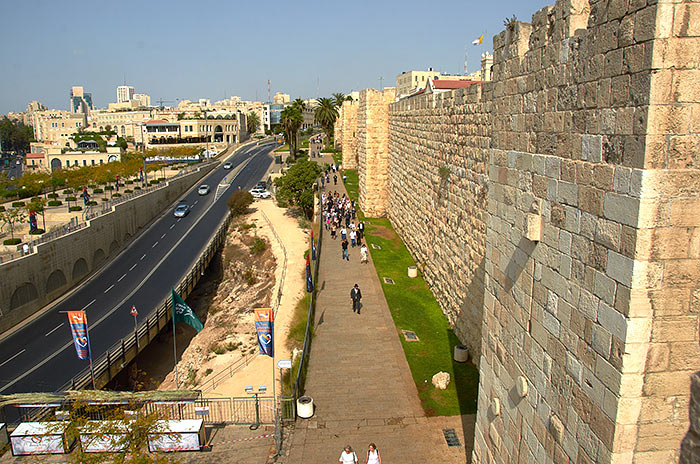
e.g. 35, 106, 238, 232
277, 360, 292, 369
130, 305, 138, 317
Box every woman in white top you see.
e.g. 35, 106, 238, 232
360, 244, 369, 264
339, 445, 358, 463
365, 443, 381, 464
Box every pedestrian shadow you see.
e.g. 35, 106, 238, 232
317, 310, 326, 326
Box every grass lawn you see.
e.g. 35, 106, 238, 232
330, 152, 342, 166
343, 170, 359, 204
274, 144, 290, 152
342, 171, 479, 416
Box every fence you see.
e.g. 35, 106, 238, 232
292, 199, 323, 398
61, 210, 233, 392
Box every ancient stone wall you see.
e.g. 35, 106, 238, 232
357, 88, 395, 217
388, 86, 491, 359
339, 100, 358, 169
473, 1, 700, 463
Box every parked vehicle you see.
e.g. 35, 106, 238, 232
249, 188, 271, 199
198, 185, 210, 195
173, 204, 190, 217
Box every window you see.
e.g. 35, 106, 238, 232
66, 160, 70, 167
83, 160, 87, 166
99, 159, 103, 164
91, 160, 95, 165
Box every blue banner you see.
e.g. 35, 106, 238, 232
306, 255, 313, 293
254, 308, 274, 357
311, 231, 316, 261
67, 311, 91, 360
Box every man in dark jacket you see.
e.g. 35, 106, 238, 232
350, 284, 362, 314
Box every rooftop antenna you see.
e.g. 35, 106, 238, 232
267, 79, 271, 103
379, 76, 384, 91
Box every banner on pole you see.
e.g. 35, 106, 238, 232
311, 231, 316, 261
172, 290, 204, 332
305, 254, 313, 293
254, 308, 274, 357
66, 311, 90, 360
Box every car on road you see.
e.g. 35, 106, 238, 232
198, 185, 210, 195
223, 162, 232, 169
173, 204, 190, 217
249, 188, 271, 199
255, 181, 267, 190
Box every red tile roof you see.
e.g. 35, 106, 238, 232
432, 80, 485, 89
26, 153, 45, 158
145, 119, 169, 124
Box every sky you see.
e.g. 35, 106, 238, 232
0, 0, 550, 115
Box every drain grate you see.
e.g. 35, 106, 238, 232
383, 277, 395, 284
443, 428, 461, 447
402, 330, 419, 342
371, 244, 382, 249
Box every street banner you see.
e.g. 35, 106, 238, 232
172, 290, 203, 332
306, 254, 313, 293
254, 308, 274, 357
67, 310, 90, 360
310, 231, 314, 258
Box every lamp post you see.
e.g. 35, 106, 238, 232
203, 110, 209, 157
244, 385, 267, 430
140, 123, 148, 187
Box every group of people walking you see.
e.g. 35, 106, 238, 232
321, 191, 368, 265
340, 444, 382, 464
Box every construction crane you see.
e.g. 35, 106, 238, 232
156, 98, 177, 110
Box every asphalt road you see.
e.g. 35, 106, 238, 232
0, 142, 276, 394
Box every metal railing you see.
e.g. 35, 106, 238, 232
61, 211, 233, 392
292, 202, 323, 398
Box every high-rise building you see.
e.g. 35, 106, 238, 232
70, 86, 93, 114
117, 85, 135, 103
273, 92, 290, 104
133, 93, 151, 107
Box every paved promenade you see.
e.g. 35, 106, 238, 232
284, 156, 473, 463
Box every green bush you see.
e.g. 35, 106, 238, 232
112, 193, 122, 198
0, 206, 5, 212
134, 186, 142, 190
125, 180, 133, 184
47, 193, 58, 199
210, 343, 226, 355
62, 189, 73, 194
65, 196, 77, 202
12, 201, 25, 207
69, 206, 82, 211
227, 190, 254, 217
101, 198, 109, 202
88, 184, 97, 188
92, 188, 104, 194
104, 185, 114, 191
87, 201, 98, 206
149, 180, 160, 185
124, 189, 133, 194
250, 237, 267, 255
3, 238, 21, 245
47, 200, 62, 206
29, 228, 45, 235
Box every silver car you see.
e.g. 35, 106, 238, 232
198, 185, 210, 195
249, 188, 271, 199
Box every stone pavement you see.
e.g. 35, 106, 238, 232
283, 155, 474, 463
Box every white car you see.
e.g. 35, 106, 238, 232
198, 184, 210, 195
223, 162, 232, 169
249, 188, 271, 199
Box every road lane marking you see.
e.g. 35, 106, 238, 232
104, 284, 114, 293
0, 349, 26, 368
45, 323, 63, 337
152, 241, 158, 248
140, 254, 146, 260
161, 233, 166, 239
170, 224, 175, 230
0, 145, 265, 393
193, 200, 198, 205
177, 218, 182, 222
118, 274, 127, 282
83, 299, 95, 309
129, 263, 137, 271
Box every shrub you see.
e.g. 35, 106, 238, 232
92, 188, 104, 194
47, 193, 58, 199
134, 186, 141, 190
62, 189, 73, 194
210, 343, 226, 355
225, 341, 241, 351
47, 200, 62, 206
88, 184, 96, 188
0, 206, 4, 212
227, 190, 254, 217
69, 206, 82, 211
102, 198, 109, 202
3, 238, 21, 245
87, 201, 98, 206
205, 368, 213, 376
104, 185, 114, 191
12, 201, 25, 207
149, 180, 160, 185
125, 180, 133, 184
29, 228, 45, 235
112, 193, 122, 198
124, 189, 133, 194
243, 268, 257, 285
65, 196, 77, 202
250, 237, 267, 255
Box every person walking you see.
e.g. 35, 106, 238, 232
341, 238, 350, 261
350, 284, 362, 313
349, 229, 357, 247
360, 243, 368, 264
357, 221, 365, 241
365, 443, 381, 464
339, 445, 358, 464
340, 226, 347, 241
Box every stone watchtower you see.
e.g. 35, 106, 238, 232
473, 0, 700, 463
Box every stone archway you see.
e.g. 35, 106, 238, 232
93, 248, 105, 268
46, 270, 67, 294
214, 125, 223, 142
50, 158, 62, 172
109, 240, 119, 256
10, 282, 38, 310
72, 258, 88, 280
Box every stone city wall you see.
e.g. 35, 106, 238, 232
388, 86, 492, 360
357, 88, 395, 217
338, 100, 358, 169
0, 163, 216, 334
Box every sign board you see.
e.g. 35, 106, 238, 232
10, 422, 69, 456
79, 421, 129, 453
277, 360, 292, 369
194, 407, 210, 416
147, 420, 204, 453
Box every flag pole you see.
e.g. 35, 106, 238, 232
171, 292, 179, 389
86, 314, 96, 390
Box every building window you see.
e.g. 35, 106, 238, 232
91, 160, 95, 165
66, 160, 70, 167
99, 160, 103, 164
83, 160, 87, 166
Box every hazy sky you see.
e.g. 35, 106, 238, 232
0, 0, 550, 114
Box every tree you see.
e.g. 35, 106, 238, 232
314, 97, 339, 146
25, 197, 47, 232
280, 106, 303, 158
0, 207, 27, 240
332, 93, 346, 108
291, 98, 306, 112
227, 190, 254, 217
176, 112, 185, 120
246, 111, 260, 134
274, 159, 322, 218
0, 117, 35, 153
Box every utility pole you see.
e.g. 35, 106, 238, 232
267, 79, 271, 103
379, 76, 384, 91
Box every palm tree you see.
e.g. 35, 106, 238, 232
332, 93, 346, 108
247, 111, 260, 134
314, 97, 339, 147
281, 106, 303, 158
292, 98, 306, 112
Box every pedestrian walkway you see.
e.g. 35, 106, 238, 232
284, 155, 473, 463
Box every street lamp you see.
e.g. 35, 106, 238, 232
245, 385, 267, 430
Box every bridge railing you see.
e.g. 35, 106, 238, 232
61, 210, 233, 392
